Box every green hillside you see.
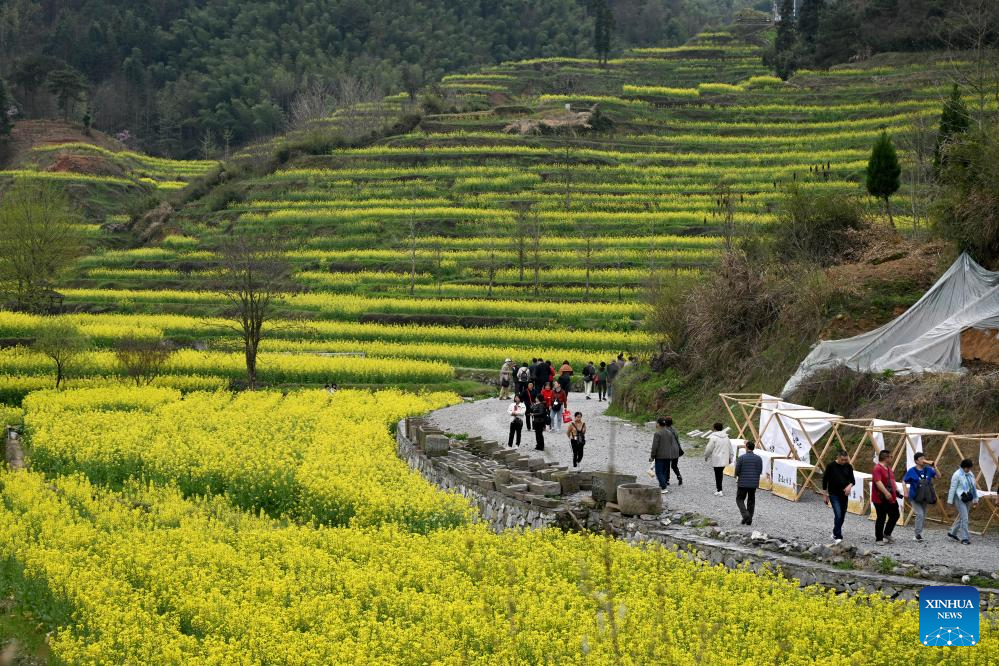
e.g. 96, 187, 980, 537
0, 29, 987, 394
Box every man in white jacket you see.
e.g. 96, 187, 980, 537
703, 422, 732, 497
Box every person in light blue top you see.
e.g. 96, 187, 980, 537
946, 458, 978, 545
902, 452, 937, 542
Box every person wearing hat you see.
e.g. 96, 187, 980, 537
499, 358, 514, 400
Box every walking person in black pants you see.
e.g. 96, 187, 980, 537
530, 400, 547, 450
520, 382, 536, 431
822, 449, 855, 544
567, 412, 586, 467
650, 417, 682, 494
734, 441, 763, 525
871, 449, 899, 544
703, 422, 731, 496
507, 395, 526, 448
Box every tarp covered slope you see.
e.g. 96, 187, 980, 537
782, 253, 999, 396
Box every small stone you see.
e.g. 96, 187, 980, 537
961, 575, 971, 584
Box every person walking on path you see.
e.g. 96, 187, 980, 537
947, 458, 979, 545
540, 382, 555, 430
822, 450, 855, 544
734, 441, 763, 525
650, 417, 682, 494
595, 362, 608, 401
507, 395, 526, 448
557, 360, 573, 393
606, 355, 622, 401
499, 359, 513, 400
871, 450, 899, 544
703, 422, 731, 496
530, 398, 548, 451
567, 412, 587, 467
903, 453, 938, 542
582, 361, 595, 400
551, 384, 568, 433
515, 362, 530, 398
520, 382, 536, 431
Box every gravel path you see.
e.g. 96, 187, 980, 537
429, 393, 999, 575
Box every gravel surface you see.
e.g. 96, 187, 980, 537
429, 393, 999, 575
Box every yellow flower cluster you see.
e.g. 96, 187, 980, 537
24, 388, 468, 531
1, 467, 995, 664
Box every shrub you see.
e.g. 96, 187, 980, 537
933, 123, 999, 267
772, 185, 867, 265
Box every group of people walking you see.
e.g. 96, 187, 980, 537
499, 355, 633, 466
499, 376, 988, 545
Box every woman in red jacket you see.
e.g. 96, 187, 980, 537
540, 382, 555, 431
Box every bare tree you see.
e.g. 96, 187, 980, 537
529, 209, 544, 296
290, 75, 387, 138
897, 113, 938, 236
714, 182, 737, 251
942, 0, 999, 128
221, 128, 234, 161
115, 336, 175, 386
0, 184, 83, 313
213, 231, 292, 389
200, 129, 217, 160
507, 200, 534, 283
34, 321, 89, 389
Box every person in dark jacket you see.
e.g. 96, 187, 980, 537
533, 358, 548, 388
822, 449, 855, 543
530, 399, 548, 450
582, 361, 595, 400
650, 417, 682, 493
734, 441, 763, 525
595, 362, 608, 401
520, 382, 536, 431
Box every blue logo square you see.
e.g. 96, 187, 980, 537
919, 586, 979, 646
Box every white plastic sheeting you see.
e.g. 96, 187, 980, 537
783, 253, 999, 396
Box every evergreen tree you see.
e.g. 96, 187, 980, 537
797, 0, 823, 46
774, 0, 797, 53
771, 0, 799, 79
592, 0, 614, 66
866, 131, 902, 226
934, 83, 970, 172
45, 66, 88, 121
0, 78, 12, 138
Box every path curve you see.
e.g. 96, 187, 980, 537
429, 393, 999, 575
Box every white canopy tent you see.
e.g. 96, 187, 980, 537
783, 253, 999, 396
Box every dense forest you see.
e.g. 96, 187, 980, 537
0, 0, 746, 156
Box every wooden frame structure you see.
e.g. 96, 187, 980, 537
936, 434, 999, 535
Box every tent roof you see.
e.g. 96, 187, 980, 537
783, 253, 999, 396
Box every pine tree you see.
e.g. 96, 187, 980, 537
774, 0, 797, 53
866, 131, 902, 227
592, 0, 613, 66
797, 0, 823, 46
0, 78, 12, 138
45, 67, 88, 121
934, 83, 970, 172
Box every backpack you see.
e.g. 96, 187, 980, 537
552, 400, 561, 411
914, 475, 937, 504
517, 367, 530, 382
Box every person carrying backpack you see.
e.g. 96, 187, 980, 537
902, 452, 937, 542
595, 362, 608, 402
516, 363, 531, 398
582, 361, 595, 400
567, 412, 587, 467
557, 361, 573, 393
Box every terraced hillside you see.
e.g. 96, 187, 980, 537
0, 31, 983, 390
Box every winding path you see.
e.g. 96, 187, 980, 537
429, 392, 999, 576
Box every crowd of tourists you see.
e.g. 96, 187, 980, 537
499, 355, 632, 466
497, 368, 989, 543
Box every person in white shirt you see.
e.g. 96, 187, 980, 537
507, 395, 526, 448
703, 422, 732, 496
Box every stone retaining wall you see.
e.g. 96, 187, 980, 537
397, 419, 999, 609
